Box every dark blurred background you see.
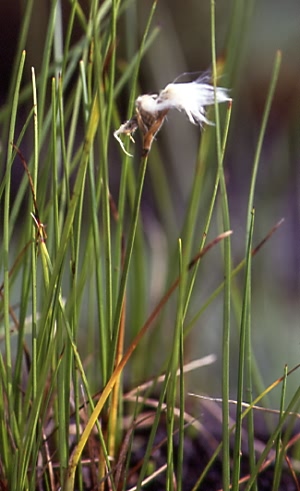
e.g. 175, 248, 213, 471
1, 0, 300, 401
127, 0, 300, 400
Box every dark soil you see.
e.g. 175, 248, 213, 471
126, 425, 300, 491
120, 404, 300, 491
68, 404, 300, 491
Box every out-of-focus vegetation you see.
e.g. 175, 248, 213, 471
123, 0, 300, 398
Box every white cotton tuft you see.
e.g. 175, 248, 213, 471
154, 78, 231, 126
114, 73, 232, 156
135, 94, 158, 114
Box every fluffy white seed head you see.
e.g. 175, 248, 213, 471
114, 74, 232, 156
154, 79, 231, 125
135, 94, 158, 114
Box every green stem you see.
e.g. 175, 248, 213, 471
211, 2, 232, 490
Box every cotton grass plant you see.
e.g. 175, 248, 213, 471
0, 1, 299, 491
